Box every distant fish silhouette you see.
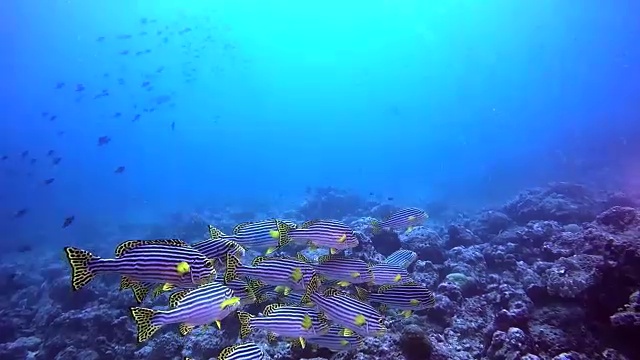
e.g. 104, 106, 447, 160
55, 82, 65, 89
98, 136, 111, 146
171, 121, 175, 131
30, 158, 37, 165
17, 244, 32, 253
62, 216, 75, 228
52, 157, 62, 165
115, 166, 125, 174
47, 150, 55, 156
21, 150, 29, 158
44, 178, 55, 185
14, 208, 28, 218
49, 115, 57, 121
75, 84, 85, 92
1, 155, 7, 160
387, 197, 394, 201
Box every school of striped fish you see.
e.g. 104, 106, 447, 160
63, 207, 434, 360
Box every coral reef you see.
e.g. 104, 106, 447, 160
1, 182, 640, 360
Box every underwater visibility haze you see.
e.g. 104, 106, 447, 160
1, 1, 640, 360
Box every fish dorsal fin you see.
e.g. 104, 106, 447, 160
301, 219, 320, 229
263, 303, 286, 316
275, 220, 292, 247
208, 225, 225, 239
115, 239, 187, 258
296, 252, 310, 263
169, 288, 193, 308
218, 344, 239, 360
252, 256, 267, 266
233, 222, 253, 235
323, 288, 341, 297
317, 254, 333, 264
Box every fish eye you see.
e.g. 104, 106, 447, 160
204, 259, 214, 268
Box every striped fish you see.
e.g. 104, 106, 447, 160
370, 263, 413, 285
129, 281, 241, 342
237, 304, 329, 348
192, 226, 245, 265
312, 255, 373, 286
209, 219, 294, 254
309, 288, 387, 337
288, 219, 359, 254
371, 207, 428, 233
355, 283, 436, 317
384, 249, 418, 269
63, 239, 216, 291
218, 342, 266, 360
304, 325, 364, 351
224, 254, 316, 293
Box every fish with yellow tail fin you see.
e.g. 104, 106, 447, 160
217, 342, 266, 360
287, 219, 359, 254
129, 282, 241, 342
223, 253, 317, 293
311, 254, 374, 286
355, 282, 435, 317
384, 249, 418, 269
236, 304, 329, 345
369, 262, 413, 285
63, 239, 216, 292
371, 207, 428, 233
308, 288, 387, 337
207, 219, 295, 254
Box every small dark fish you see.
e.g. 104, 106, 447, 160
41, 111, 48, 117
62, 216, 75, 228
93, 90, 109, 99
14, 208, 28, 218
117, 34, 132, 39
57, 131, 65, 137
98, 136, 111, 146
139, 17, 148, 25
119, 50, 130, 55
47, 150, 55, 156
96, 36, 106, 42
156, 66, 164, 73
52, 157, 62, 165
113, 112, 121, 118
17, 244, 32, 253
132, 114, 140, 122
171, 121, 175, 131
117, 78, 125, 85
2, 155, 8, 160
30, 158, 37, 165
55, 82, 65, 89
115, 166, 125, 173
21, 150, 29, 158
387, 197, 394, 201
49, 115, 57, 121
369, 192, 374, 196
141, 81, 150, 88
75, 84, 85, 92
44, 178, 55, 185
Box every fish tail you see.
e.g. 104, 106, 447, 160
237, 311, 254, 339
354, 286, 370, 301
63, 246, 100, 291
301, 273, 321, 304
276, 220, 292, 248
129, 307, 162, 343
208, 225, 225, 239
224, 254, 241, 283
119, 276, 133, 290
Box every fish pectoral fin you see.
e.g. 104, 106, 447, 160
178, 323, 195, 336
330, 248, 338, 255
215, 320, 221, 329
402, 310, 412, 318
299, 337, 306, 349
